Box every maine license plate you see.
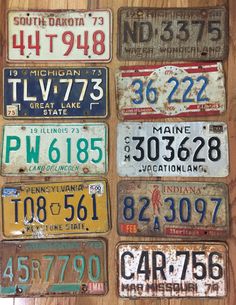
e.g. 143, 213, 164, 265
7, 10, 112, 62
117, 122, 228, 177
118, 7, 228, 61
4, 67, 108, 118
1, 124, 108, 176
0, 239, 107, 297
116, 62, 225, 120
118, 242, 227, 298
117, 181, 229, 238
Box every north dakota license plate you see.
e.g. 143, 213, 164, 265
116, 62, 225, 119
4, 67, 108, 118
118, 242, 227, 298
118, 7, 228, 61
8, 10, 112, 62
117, 122, 228, 177
1, 124, 108, 176
1, 180, 110, 239
117, 181, 228, 238
0, 239, 107, 297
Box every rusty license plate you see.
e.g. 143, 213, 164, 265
116, 62, 225, 119
117, 181, 228, 238
118, 7, 228, 61
118, 242, 227, 298
0, 239, 107, 297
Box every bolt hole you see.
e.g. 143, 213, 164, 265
19, 168, 25, 173
88, 13, 92, 17
201, 51, 208, 56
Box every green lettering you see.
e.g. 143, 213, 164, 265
3, 257, 13, 282
58, 255, 70, 282
5, 136, 21, 163
89, 255, 100, 281
31, 259, 41, 280
73, 255, 85, 280
26, 135, 40, 163
18, 256, 29, 283
44, 255, 55, 282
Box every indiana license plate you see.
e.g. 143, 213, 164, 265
1, 124, 108, 176
4, 67, 108, 118
118, 7, 228, 61
7, 10, 112, 62
116, 62, 225, 119
118, 242, 227, 298
117, 181, 229, 238
0, 239, 107, 297
1, 180, 110, 239
117, 122, 228, 177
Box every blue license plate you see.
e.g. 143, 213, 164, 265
4, 67, 108, 118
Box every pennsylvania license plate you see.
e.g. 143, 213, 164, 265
1, 180, 110, 239
117, 122, 228, 177
118, 7, 228, 61
1, 124, 108, 176
0, 239, 107, 297
7, 10, 112, 62
117, 181, 229, 238
116, 62, 225, 119
118, 242, 227, 298
4, 67, 108, 118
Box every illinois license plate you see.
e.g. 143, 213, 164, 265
1, 123, 108, 176
4, 67, 108, 118
1, 180, 110, 239
116, 62, 225, 119
7, 10, 112, 62
117, 181, 229, 238
0, 239, 107, 297
118, 242, 227, 298
117, 122, 228, 177
118, 7, 228, 61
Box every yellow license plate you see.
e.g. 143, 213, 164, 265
1, 180, 110, 239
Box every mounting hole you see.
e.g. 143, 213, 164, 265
88, 13, 92, 17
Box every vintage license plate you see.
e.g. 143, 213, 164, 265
4, 67, 108, 118
117, 181, 229, 238
1, 180, 110, 239
7, 10, 112, 62
116, 62, 226, 120
1, 123, 108, 176
118, 7, 228, 61
117, 122, 228, 177
0, 239, 107, 297
118, 242, 227, 298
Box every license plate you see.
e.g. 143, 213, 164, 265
116, 62, 225, 119
0, 239, 107, 297
118, 242, 227, 298
1, 123, 108, 176
7, 10, 112, 62
117, 181, 229, 238
4, 67, 108, 118
1, 180, 110, 239
118, 7, 228, 61
117, 122, 228, 177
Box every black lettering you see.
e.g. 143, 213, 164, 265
121, 251, 134, 280
152, 251, 166, 280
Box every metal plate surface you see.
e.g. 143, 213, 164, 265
2, 180, 110, 239
0, 239, 107, 297
117, 181, 229, 238
117, 122, 228, 177
1, 124, 108, 176
118, 7, 228, 61
7, 10, 112, 62
116, 62, 225, 119
118, 242, 227, 298
4, 67, 108, 119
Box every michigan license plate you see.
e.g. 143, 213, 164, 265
0, 239, 107, 297
116, 62, 225, 119
1, 123, 108, 176
118, 242, 227, 298
7, 10, 112, 62
118, 7, 228, 61
1, 180, 110, 239
4, 67, 108, 118
117, 181, 228, 238
117, 122, 228, 177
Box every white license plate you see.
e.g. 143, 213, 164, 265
1, 124, 108, 176
7, 10, 112, 62
118, 242, 227, 298
117, 122, 228, 177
